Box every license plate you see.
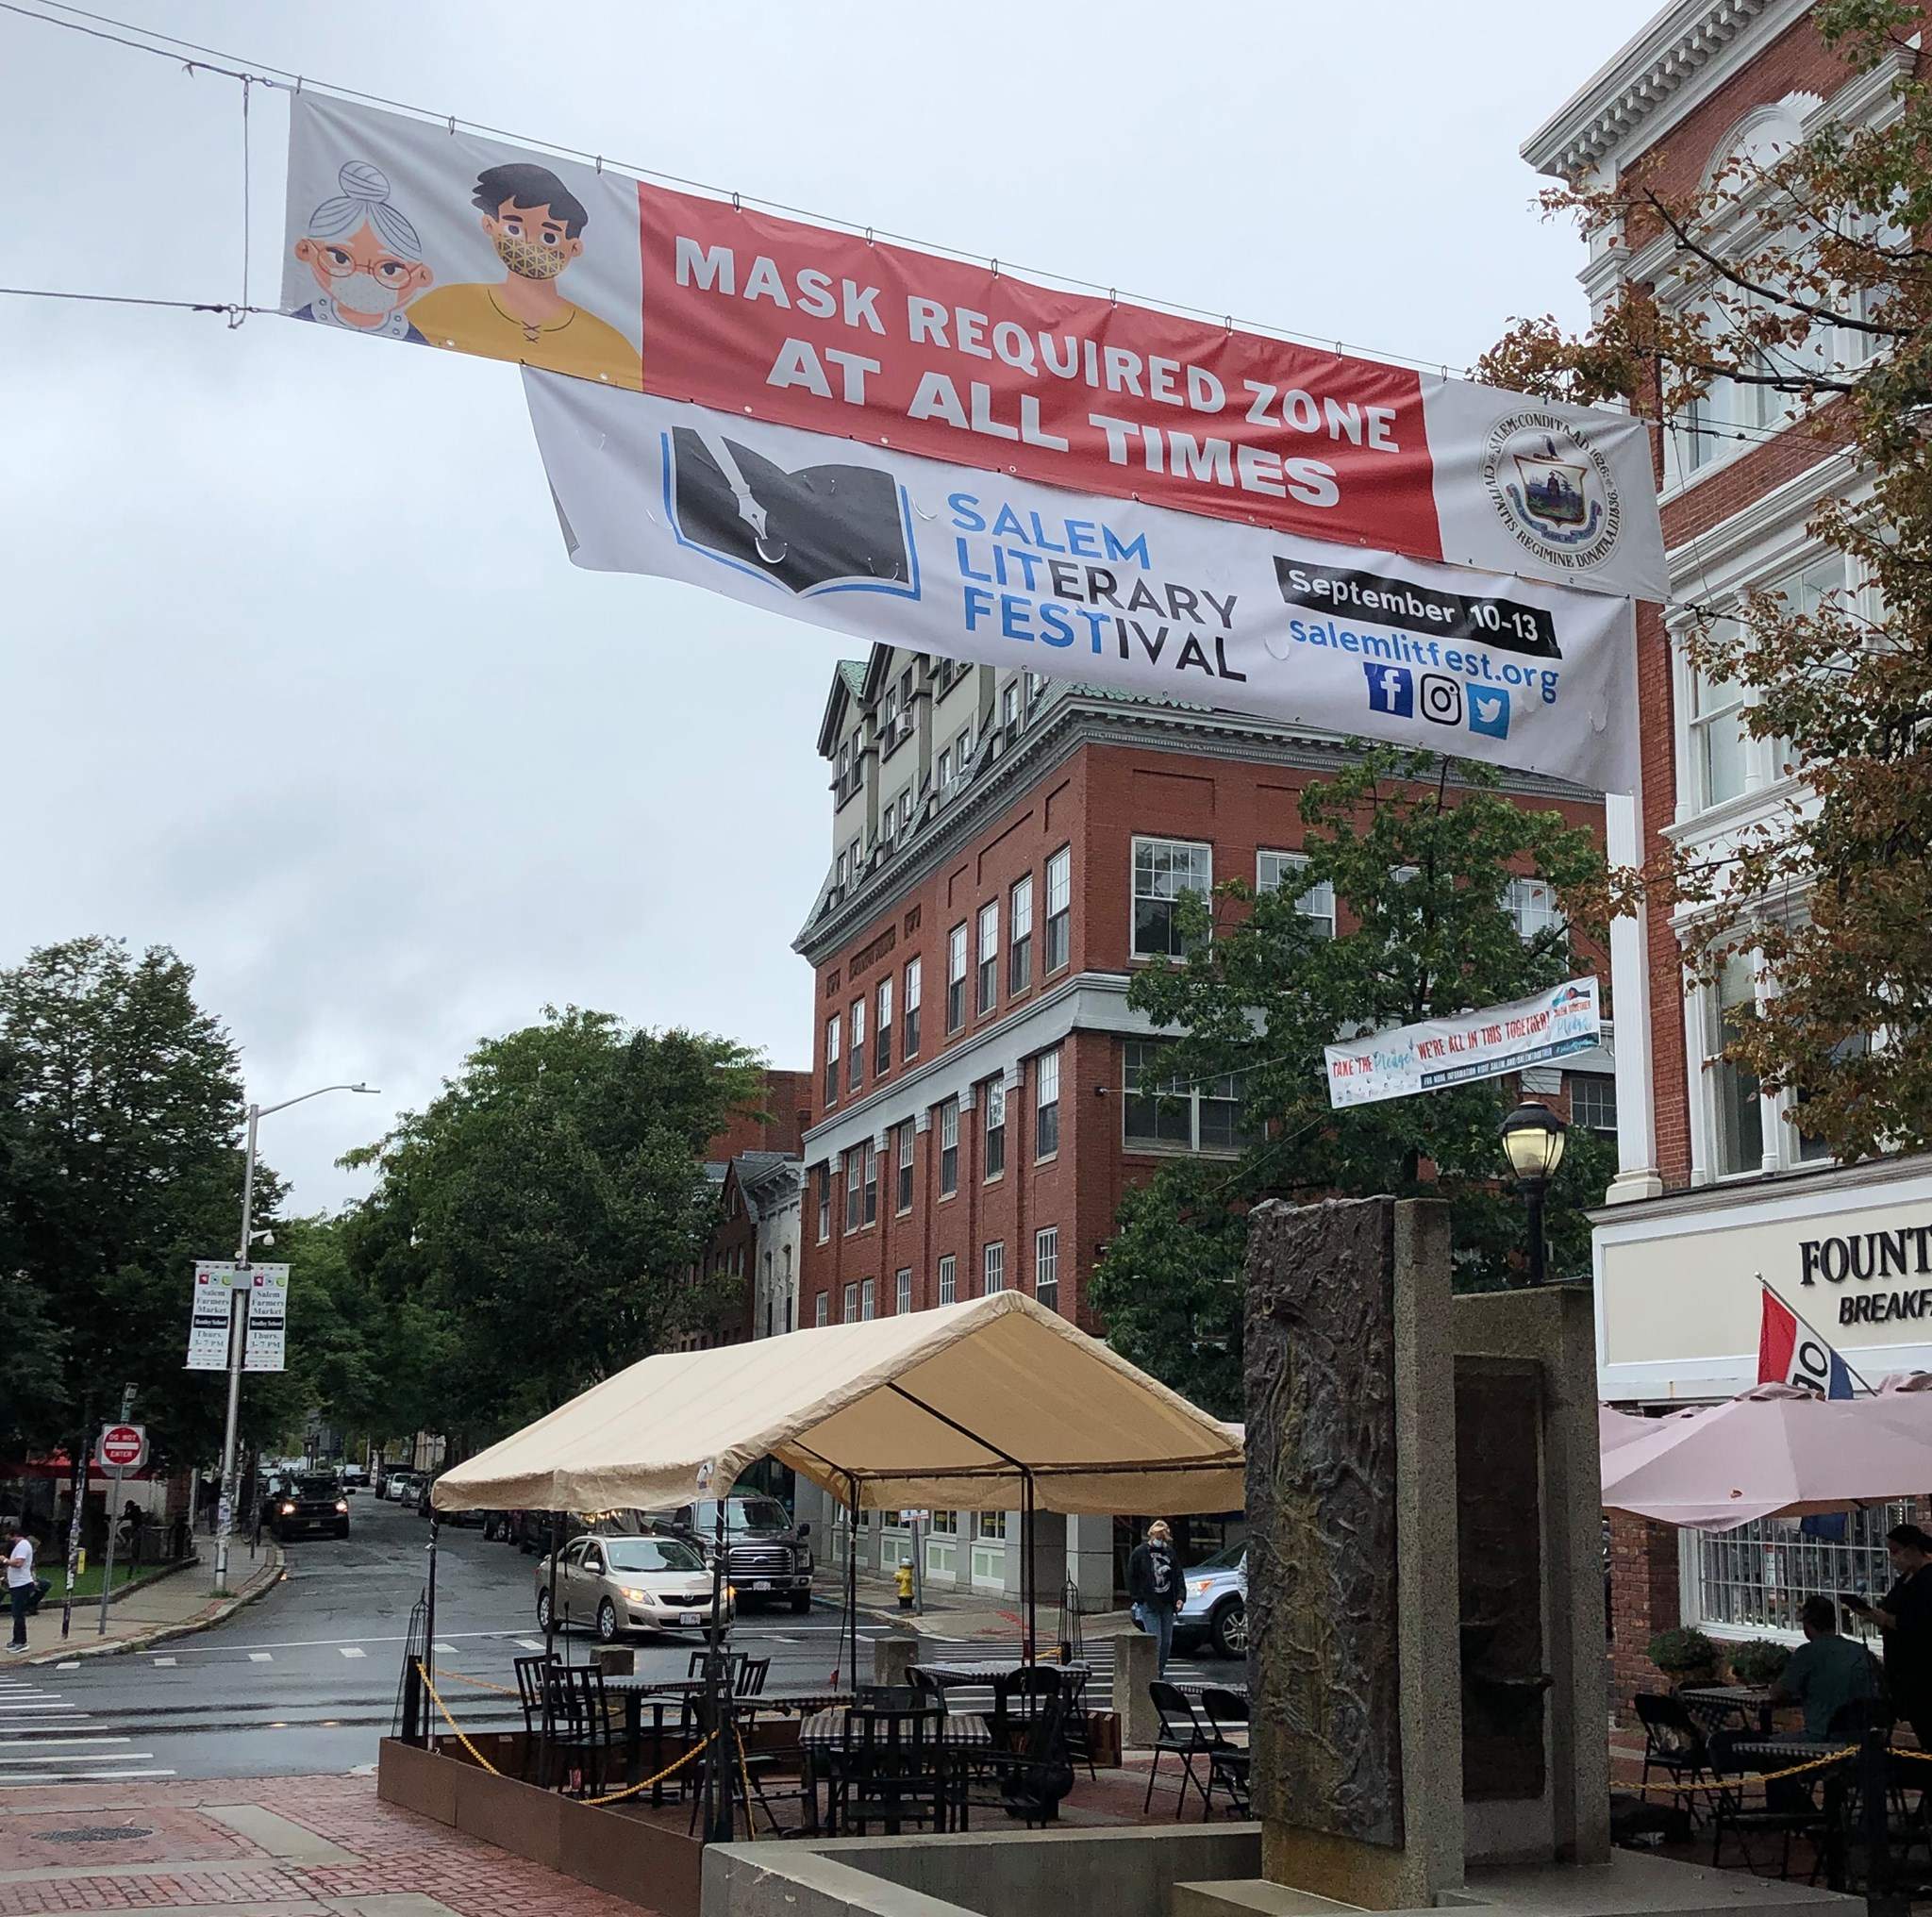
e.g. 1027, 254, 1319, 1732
679, 1612, 701, 1626
752, 1580, 772, 1592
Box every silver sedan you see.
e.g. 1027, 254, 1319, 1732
535, 1533, 734, 1643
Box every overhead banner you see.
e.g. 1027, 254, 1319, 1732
1324, 976, 1602, 1109
283, 94, 1664, 600
525, 373, 1640, 793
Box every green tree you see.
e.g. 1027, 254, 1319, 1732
341, 1009, 765, 1442
1476, 0, 1932, 1160
1090, 751, 1613, 1413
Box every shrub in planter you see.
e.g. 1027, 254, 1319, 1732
1647, 1625, 1723, 1682
1725, 1639, 1791, 1687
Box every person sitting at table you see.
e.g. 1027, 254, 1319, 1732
1772, 1597, 1880, 1740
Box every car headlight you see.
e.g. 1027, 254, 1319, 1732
335, 1501, 349, 1514
280, 1503, 296, 1515
624, 1587, 649, 1603
725, 1585, 736, 1602
1190, 1579, 1212, 1597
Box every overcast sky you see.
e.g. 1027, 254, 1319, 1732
1, 1, 1648, 1213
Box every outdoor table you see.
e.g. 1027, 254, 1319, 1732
1682, 1684, 1774, 1735
796, 1706, 992, 1834
1728, 1736, 1856, 1890
598, 1682, 695, 1805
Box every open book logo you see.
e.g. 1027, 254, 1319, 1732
666, 429, 920, 600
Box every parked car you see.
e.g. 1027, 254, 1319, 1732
386, 1471, 425, 1505
265, 1474, 351, 1541
534, 1532, 731, 1642
1173, 1541, 1246, 1660
341, 1462, 368, 1488
649, 1497, 813, 1613
412, 1474, 481, 1526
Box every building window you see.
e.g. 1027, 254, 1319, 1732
895, 1268, 911, 1315
940, 1099, 959, 1196
849, 998, 864, 1092
1035, 1048, 1061, 1159
1257, 850, 1336, 939
837, 739, 850, 797
947, 924, 968, 1032
1132, 836, 1212, 958
904, 958, 922, 1059
978, 1509, 1007, 1540
835, 850, 847, 889
1123, 1040, 1254, 1153
843, 1282, 858, 1324
983, 1242, 1006, 1294
938, 747, 951, 790
815, 1292, 828, 1328
897, 1121, 915, 1212
875, 975, 892, 1075
860, 1276, 875, 1321
1045, 845, 1071, 972
848, 836, 861, 880
976, 900, 999, 1016
845, 1150, 862, 1232
824, 1015, 840, 1105
1690, 656, 1750, 808
983, 1079, 1007, 1179
957, 726, 974, 767
938, 1254, 957, 1305
863, 1141, 878, 1225
1570, 1075, 1618, 1137
1504, 876, 1564, 947
817, 1164, 830, 1243
1034, 1225, 1059, 1312
1002, 682, 1020, 741
1796, 1032, 1872, 1163
784, 1292, 792, 1334
1711, 949, 1764, 1177
1695, 1503, 1908, 1635
1009, 875, 1034, 994
899, 791, 911, 834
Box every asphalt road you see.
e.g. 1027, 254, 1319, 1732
1, 1492, 1229, 1782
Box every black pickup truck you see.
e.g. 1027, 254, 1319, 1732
650, 1496, 814, 1613
263, 1473, 351, 1540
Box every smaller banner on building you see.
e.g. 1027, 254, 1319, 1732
1758, 1285, 1857, 1398
1324, 976, 1601, 1109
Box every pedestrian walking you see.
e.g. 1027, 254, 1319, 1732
1847, 1523, 1932, 1742
1127, 1519, 1180, 1675
6, 1522, 36, 1653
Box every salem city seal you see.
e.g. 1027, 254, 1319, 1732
1480, 411, 1624, 575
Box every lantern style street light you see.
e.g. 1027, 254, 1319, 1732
1499, 1098, 1569, 1288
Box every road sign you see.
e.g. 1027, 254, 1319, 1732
186, 1261, 291, 1372
95, 1424, 146, 1472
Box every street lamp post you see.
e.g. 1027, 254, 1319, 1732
212, 1081, 378, 1596
1499, 1098, 1569, 1289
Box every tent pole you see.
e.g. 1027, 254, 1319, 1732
845, 1473, 860, 1693
1022, 1470, 1036, 1667
545, 1511, 560, 1662
702, 1491, 734, 1843
425, 1514, 440, 1753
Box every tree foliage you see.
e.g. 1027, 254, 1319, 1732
340, 1009, 766, 1443
1089, 752, 1613, 1414
1476, 0, 1932, 1159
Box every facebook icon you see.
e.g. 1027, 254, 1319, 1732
1362, 662, 1413, 718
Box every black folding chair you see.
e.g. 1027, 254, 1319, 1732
1059, 1666, 1099, 1781
1145, 1680, 1214, 1819
737, 1655, 772, 1698
541, 1661, 623, 1798
824, 1703, 950, 1835
1635, 1692, 1714, 1826
997, 1664, 1060, 1751
512, 1652, 558, 1781
998, 1689, 1074, 1827
1200, 1687, 1252, 1819
1707, 1729, 1826, 1880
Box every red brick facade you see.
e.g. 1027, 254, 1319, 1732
704, 1069, 811, 1161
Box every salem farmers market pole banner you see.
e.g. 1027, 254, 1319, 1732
1324, 977, 1602, 1109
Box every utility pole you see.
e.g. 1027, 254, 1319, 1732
211, 1082, 378, 1598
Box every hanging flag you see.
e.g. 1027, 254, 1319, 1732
1758, 1285, 1856, 1399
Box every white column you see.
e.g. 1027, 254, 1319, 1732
1605, 789, 1663, 1203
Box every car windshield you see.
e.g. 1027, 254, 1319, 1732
1190, 1542, 1245, 1573
295, 1477, 340, 1498
603, 1539, 706, 1574
691, 1498, 791, 1533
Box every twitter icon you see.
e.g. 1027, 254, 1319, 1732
1467, 687, 1511, 740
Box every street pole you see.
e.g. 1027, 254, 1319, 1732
58, 1413, 88, 1640
1524, 1181, 1548, 1289
213, 1101, 260, 1599
96, 1387, 135, 1636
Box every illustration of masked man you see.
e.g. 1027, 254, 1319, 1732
291, 160, 434, 341
408, 161, 639, 388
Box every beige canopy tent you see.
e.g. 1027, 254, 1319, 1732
433, 1291, 1245, 1518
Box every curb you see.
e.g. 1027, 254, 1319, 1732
15, 1543, 286, 1665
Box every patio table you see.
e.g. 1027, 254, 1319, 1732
1683, 1683, 1774, 1735
797, 1706, 992, 1835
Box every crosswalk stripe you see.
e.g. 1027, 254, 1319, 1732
54, 1662, 78, 1672
0, 1752, 152, 1764
515, 1638, 543, 1651
340, 1646, 366, 1659
0, 1770, 175, 1785
247, 1652, 273, 1662
0, 1739, 129, 1748
432, 1642, 458, 1653
153, 1657, 177, 1668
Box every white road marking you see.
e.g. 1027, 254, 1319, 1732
515, 1639, 543, 1651
153, 1657, 177, 1668
0, 1738, 130, 1747
432, 1642, 458, 1653
0, 1769, 175, 1785
0, 1751, 152, 1763
158, 1626, 515, 1656
54, 1662, 78, 1671
248, 1652, 273, 1662
339, 1646, 365, 1659
0, 1704, 72, 1712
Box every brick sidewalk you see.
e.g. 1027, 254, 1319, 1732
0, 1772, 651, 1915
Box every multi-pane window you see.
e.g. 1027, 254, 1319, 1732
938, 747, 951, 789
940, 1100, 959, 1196
938, 1254, 957, 1305
1123, 1041, 1254, 1153
1257, 850, 1336, 940
983, 1079, 1007, 1179
1712, 950, 1764, 1176
860, 1277, 876, 1321
1009, 875, 1034, 994
976, 901, 999, 1016
899, 791, 911, 834
862, 1141, 879, 1225
875, 976, 892, 1075
1570, 1075, 1618, 1137
1044, 846, 1071, 972
849, 998, 865, 1092
897, 1121, 915, 1213
1034, 1225, 1059, 1312
1797, 1032, 1872, 1163
837, 739, 851, 797
979, 1510, 1008, 1540
835, 849, 847, 889
848, 836, 861, 880
845, 1150, 862, 1231
843, 1282, 858, 1324
904, 958, 922, 1059
1034, 1048, 1061, 1159
816, 1164, 830, 1243
1504, 876, 1565, 947
1690, 653, 1750, 808
824, 1015, 841, 1105
895, 1268, 911, 1315
1696, 1504, 1910, 1635
815, 1292, 828, 1328
983, 1242, 1006, 1294
1132, 837, 1212, 958
1003, 682, 1020, 739
947, 924, 968, 1032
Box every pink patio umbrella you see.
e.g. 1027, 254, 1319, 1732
1599, 1382, 1932, 1531
1599, 1404, 1656, 1454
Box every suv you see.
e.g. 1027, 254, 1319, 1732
1173, 1542, 1246, 1660
652, 1497, 813, 1613
265, 1474, 351, 1541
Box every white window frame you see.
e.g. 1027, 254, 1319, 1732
939, 1099, 959, 1197
938, 1254, 957, 1305
845, 1149, 863, 1233
816, 1164, 830, 1243
1257, 849, 1335, 939
1123, 1040, 1251, 1156
983, 1241, 1006, 1295
895, 1268, 911, 1315
897, 1120, 915, 1214
1034, 1225, 1059, 1312
976, 899, 999, 1016
1132, 835, 1212, 958
904, 957, 922, 1059
860, 1276, 875, 1321
1044, 845, 1072, 973
875, 975, 892, 1075
1009, 874, 1034, 994
862, 1140, 878, 1225
1034, 1048, 1061, 1160
824, 1014, 841, 1106
1503, 876, 1565, 947
983, 1078, 1007, 1181
815, 1292, 828, 1329
843, 1281, 858, 1324
947, 924, 968, 1032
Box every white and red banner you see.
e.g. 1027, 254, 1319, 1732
525, 375, 1641, 792
1758, 1285, 1857, 1398
282, 95, 1663, 601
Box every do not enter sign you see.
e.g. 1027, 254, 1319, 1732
96, 1424, 146, 1472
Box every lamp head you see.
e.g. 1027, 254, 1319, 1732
1500, 1098, 1568, 1187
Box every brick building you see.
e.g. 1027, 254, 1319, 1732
1527, 0, 1932, 1706
790, 646, 1613, 1598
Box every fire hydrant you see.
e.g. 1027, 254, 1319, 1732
894, 1560, 915, 1609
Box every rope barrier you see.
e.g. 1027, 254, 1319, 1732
415, 1661, 509, 1777
1630, 1742, 1932, 1797
426, 1664, 520, 1698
